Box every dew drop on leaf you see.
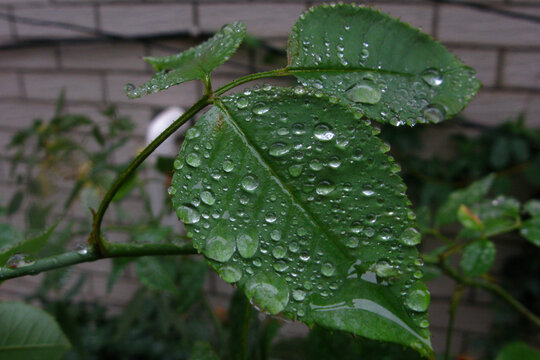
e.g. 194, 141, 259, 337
272, 245, 287, 259
220, 265, 242, 283
313, 123, 335, 141
205, 235, 235, 262
245, 272, 289, 314
252, 103, 269, 115
186, 153, 201, 167
241, 175, 259, 192
400, 227, 421, 246
321, 262, 336, 277
421, 68, 443, 87
200, 190, 216, 205
345, 81, 381, 104
316, 180, 335, 196
176, 205, 200, 224
404, 283, 430, 312
5, 253, 36, 269
292, 289, 307, 301
288, 164, 303, 177
422, 104, 445, 124
269, 142, 291, 157
236, 233, 259, 258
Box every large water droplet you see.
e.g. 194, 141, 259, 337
236, 97, 248, 109
313, 123, 335, 141
173, 159, 183, 170
252, 103, 269, 115
222, 160, 234, 172
404, 283, 430, 312
186, 153, 201, 167
288, 164, 303, 177
270, 230, 281, 241
185, 127, 200, 140
345, 81, 381, 104
374, 259, 398, 278
421, 68, 443, 87
5, 253, 35, 269
321, 262, 336, 277
400, 227, 421, 246
76, 243, 89, 255
316, 180, 335, 196
241, 175, 259, 192
269, 142, 290, 157
422, 104, 446, 124
220, 265, 242, 283
176, 205, 200, 224
236, 233, 259, 258
205, 235, 235, 262
292, 289, 306, 301
245, 273, 289, 314
272, 245, 287, 259
273, 260, 289, 272
200, 190, 215, 205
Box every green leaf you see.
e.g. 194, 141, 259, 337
190, 342, 219, 360
0, 302, 71, 359
126, 22, 246, 99
496, 342, 540, 360
524, 199, 540, 216
460, 240, 496, 276
457, 205, 483, 231
521, 216, 540, 247
6, 191, 23, 216
135, 257, 179, 294
489, 137, 510, 169
472, 196, 520, 236
435, 174, 495, 226
0, 224, 56, 267
287, 4, 480, 126
171, 87, 431, 356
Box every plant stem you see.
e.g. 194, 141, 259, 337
0, 242, 197, 281
445, 284, 464, 360
214, 68, 291, 96
90, 96, 211, 254
424, 255, 540, 327
241, 300, 252, 360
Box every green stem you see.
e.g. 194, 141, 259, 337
0, 243, 197, 281
214, 68, 291, 96
90, 96, 211, 253
445, 284, 464, 360
241, 301, 252, 360
424, 255, 540, 327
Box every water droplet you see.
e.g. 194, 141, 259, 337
289, 242, 300, 252
5, 253, 35, 269
222, 160, 234, 172
272, 245, 287, 259
321, 262, 336, 277
236, 97, 249, 109
265, 212, 277, 223
186, 153, 201, 167
173, 159, 183, 170
405, 283, 430, 312
422, 104, 446, 124
400, 227, 421, 246
245, 273, 289, 314
292, 289, 306, 301
220, 265, 242, 283
374, 259, 398, 278
185, 128, 200, 140
241, 175, 259, 192
328, 156, 341, 169
205, 235, 235, 262
350, 221, 363, 234
313, 123, 335, 141
167, 186, 176, 196
269, 142, 290, 157
236, 233, 259, 258
316, 180, 335, 196
273, 260, 289, 272
270, 230, 281, 241
125, 83, 135, 92
76, 244, 89, 255
176, 205, 200, 224
345, 236, 359, 248
200, 190, 215, 205
421, 68, 443, 86
253, 103, 269, 115
419, 319, 430, 328
288, 164, 303, 177
345, 81, 381, 104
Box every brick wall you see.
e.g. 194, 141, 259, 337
1, 0, 539, 357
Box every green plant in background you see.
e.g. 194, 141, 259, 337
1, 3, 539, 360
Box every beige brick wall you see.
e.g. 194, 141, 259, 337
0, 0, 539, 356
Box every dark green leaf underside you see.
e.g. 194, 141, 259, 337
171, 87, 431, 356
287, 4, 480, 126
126, 22, 246, 99
0, 302, 71, 360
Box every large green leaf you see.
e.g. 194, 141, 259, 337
460, 240, 496, 277
190, 342, 219, 360
496, 342, 540, 360
126, 22, 246, 99
0, 302, 71, 360
521, 216, 540, 247
0, 224, 56, 267
171, 87, 431, 356
287, 4, 480, 126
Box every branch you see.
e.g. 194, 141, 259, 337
423, 255, 540, 327
0, 242, 198, 281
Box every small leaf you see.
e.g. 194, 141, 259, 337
489, 137, 510, 169
524, 199, 540, 216
0, 224, 56, 266
135, 257, 179, 294
112, 173, 137, 202
171, 87, 431, 356
460, 240, 496, 276
92, 125, 105, 146
0, 302, 71, 359
435, 174, 495, 226
496, 342, 540, 360
521, 217, 540, 247
126, 22, 246, 99
190, 342, 219, 360
0, 223, 24, 251
457, 205, 483, 231
287, 4, 480, 126
472, 196, 520, 236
